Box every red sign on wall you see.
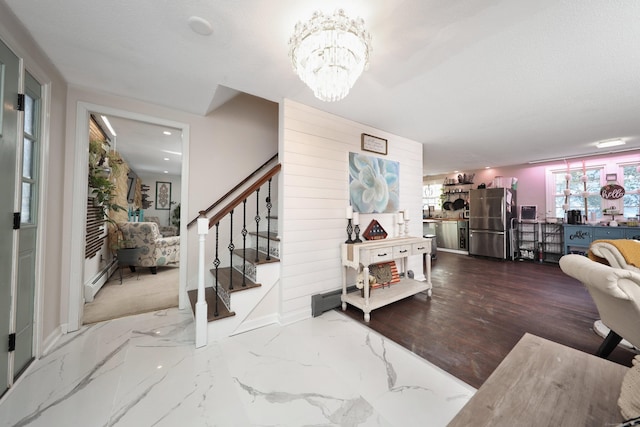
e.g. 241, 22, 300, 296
600, 184, 625, 200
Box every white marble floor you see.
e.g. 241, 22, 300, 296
0, 308, 474, 427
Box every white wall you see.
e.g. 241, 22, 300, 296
279, 99, 424, 324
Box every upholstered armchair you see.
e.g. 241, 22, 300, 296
118, 222, 180, 274
559, 254, 640, 358
145, 215, 178, 237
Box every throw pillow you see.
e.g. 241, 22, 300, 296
619, 355, 640, 420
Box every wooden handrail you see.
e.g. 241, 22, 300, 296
208, 163, 281, 229
187, 153, 278, 228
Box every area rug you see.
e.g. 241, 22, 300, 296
83, 266, 179, 324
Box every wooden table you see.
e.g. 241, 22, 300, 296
448, 333, 627, 427
340, 236, 432, 322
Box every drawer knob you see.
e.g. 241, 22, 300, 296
399, 249, 408, 253
378, 253, 388, 257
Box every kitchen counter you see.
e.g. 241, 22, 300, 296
423, 219, 469, 253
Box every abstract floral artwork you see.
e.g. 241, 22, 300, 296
349, 152, 399, 213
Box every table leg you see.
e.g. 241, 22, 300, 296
341, 266, 347, 310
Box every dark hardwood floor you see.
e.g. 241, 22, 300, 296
339, 251, 636, 389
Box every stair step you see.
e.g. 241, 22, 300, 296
187, 287, 235, 322
211, 267, 262, 293
233, 248, 279, 264
248, 231, 280, 241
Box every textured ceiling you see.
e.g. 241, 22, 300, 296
5, 0, 640, 175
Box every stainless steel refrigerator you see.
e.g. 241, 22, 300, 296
469, 188, 517, 259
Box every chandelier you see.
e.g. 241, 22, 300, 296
288, 9, 372, 102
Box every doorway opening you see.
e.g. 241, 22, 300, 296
82, 114, 184, 324
67, 102, 189, 331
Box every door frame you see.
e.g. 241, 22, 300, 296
0, 40, 50, 385
66, 102, 190, 331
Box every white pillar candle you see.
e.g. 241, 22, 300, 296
352, 212, 359, 225
403, 209, 409, 221
398, 212, 404, 224
346, 205, 353, 219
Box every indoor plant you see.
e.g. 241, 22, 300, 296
88, 139, 126, 223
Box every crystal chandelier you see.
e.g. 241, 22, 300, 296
288, 9, 372, 102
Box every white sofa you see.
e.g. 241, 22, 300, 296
559, 254, 640, 357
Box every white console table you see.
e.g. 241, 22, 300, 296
340, 236, 432, 322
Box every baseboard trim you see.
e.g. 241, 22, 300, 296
41, 325, 64, 356
232, 313, 279, 336
279, 307, 312, 326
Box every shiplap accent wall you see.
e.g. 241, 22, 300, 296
279, 99, 425, 324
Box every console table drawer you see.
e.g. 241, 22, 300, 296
625, 229, 640, 240
412, 240, 430, 255
362, 248, 393, 264
593, 228, 626, 239
393, 244, 412, 258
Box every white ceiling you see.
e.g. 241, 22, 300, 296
5, 0, 640, 176
93, 115, 183, 176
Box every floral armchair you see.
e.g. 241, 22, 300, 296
145, 215, 178, 237
118, 222, 180, 274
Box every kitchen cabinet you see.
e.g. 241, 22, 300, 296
433, 220, 469, 251
340, 236, 432, 322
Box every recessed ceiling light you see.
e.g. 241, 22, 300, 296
485, 166, 491, 169
163, 131, 172, 136
188, 16, 213, 36
164, 157, 170, 161
596, 139, 625, 149
163, 171, 169, 174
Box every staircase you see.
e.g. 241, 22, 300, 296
187, 156, 281, 345
187, 228, 281, 341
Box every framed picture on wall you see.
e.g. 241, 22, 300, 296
155, 181, 171, 210
361, 133, 388, 155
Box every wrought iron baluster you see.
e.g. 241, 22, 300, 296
254, 188, 261, 262
266, 178, 273, 261
242, 199, 247, 287
213, 223, 220, 317
228, 209, 235, 290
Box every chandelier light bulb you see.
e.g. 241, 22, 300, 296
288, 9, 372, 102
